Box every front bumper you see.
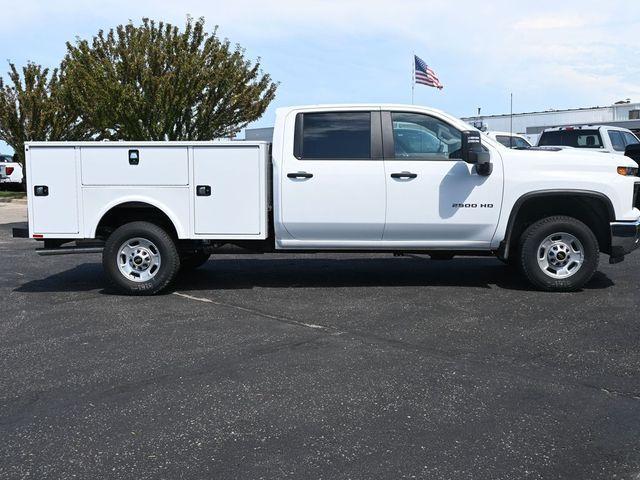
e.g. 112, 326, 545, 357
610, 219, 640, 262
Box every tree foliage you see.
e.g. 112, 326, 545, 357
60, 17, 278, 140
0, 63, 83, 164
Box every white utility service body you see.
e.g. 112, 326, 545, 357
25, 142, 269, 241
17, 104, 640, 294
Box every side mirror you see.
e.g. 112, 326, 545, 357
624, 143, 640, 164
461, 130, 492, 176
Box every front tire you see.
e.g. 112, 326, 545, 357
103, 222, 180, 295
518, 216, 599, 292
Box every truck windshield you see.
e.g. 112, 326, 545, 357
538, 130, 603, 148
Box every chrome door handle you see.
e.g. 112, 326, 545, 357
390, 171, 417, 179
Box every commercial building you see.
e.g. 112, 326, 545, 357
462, 101, 640, 138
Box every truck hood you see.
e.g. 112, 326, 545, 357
507, 147, 639, 169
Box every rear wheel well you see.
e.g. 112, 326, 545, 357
96, 203, 178, 241
503, 193, 613, 258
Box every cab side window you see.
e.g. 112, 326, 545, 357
496, 135, 513, 148
623, 131, 639, 147
391, 112, 462, 160
608, 131, 626, 151
295, 112, 371, 159
513, 137, 531, 149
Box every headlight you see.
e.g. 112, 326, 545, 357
617, 166, 638, 176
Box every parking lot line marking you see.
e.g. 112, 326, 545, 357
173, 292, 214, 303
172, 292, 337, 333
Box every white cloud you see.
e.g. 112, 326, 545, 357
513, 16, 594, 30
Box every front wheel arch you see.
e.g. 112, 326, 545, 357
500, 191, 614, 260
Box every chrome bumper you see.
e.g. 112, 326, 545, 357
610, 219, 640, 262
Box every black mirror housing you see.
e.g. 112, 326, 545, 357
625, 143, 640, 164
461, 130, 492, 176
461, 130, 482, 163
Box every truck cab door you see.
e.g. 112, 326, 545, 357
278, 109, 386, 245
381, 111, 503, 247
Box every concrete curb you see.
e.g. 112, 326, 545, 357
0, 197, 27, 204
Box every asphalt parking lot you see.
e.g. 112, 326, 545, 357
1, 204, 640, 479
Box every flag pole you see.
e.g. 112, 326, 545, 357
411, 52, 415, 104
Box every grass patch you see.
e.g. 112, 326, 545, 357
0, 190, 26, 199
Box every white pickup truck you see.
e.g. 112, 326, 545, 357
538, 125, 640, 154
13, 104, 640, 294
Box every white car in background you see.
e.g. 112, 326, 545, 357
0, 154, 24, 189
485, 131, 532, 149
537, 125, 640, 155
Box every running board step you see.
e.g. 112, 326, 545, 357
37, 246, 103, 256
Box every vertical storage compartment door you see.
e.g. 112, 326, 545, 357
194, 146, 262, 235
29, 147, 79, 234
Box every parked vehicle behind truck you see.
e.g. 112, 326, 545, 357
485, 131, 532, 149
13, 104, 640, 294
0, 154, 24, 190
538, 125, 640, 154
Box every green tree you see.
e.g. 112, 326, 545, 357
0, 63, 83, 165
61, 17, 278, 140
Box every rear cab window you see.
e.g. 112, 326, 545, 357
538, 130, 603, 149
294, 112, 372, 159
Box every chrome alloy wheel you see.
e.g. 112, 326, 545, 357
536, 232, 584, 279
117, 237, 162, 282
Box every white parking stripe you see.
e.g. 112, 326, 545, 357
172, 291, 337, 333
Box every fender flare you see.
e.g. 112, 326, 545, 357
499, 189, 615, 259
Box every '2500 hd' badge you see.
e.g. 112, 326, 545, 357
452, 203, 494, 208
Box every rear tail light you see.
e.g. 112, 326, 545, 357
5, 166, 13, 175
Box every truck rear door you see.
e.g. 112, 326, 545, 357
280, 109, 385, 242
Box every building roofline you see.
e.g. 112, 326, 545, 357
462, 102, 640, 121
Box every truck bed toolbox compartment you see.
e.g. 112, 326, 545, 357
193, 145, 265, 235
28, 146, 80, 235
81, 146, 188, 186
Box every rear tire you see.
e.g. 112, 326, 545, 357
518, 215, 599, 292
103, 221, 180, 295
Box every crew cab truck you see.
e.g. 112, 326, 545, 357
13, 104, 640, 294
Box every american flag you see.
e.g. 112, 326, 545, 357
414, 55, 443, 90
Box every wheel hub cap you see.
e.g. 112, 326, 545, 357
117, 237, 161, 282
537, 232, 584, 279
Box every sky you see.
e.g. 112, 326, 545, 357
0, 0, 638, 154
